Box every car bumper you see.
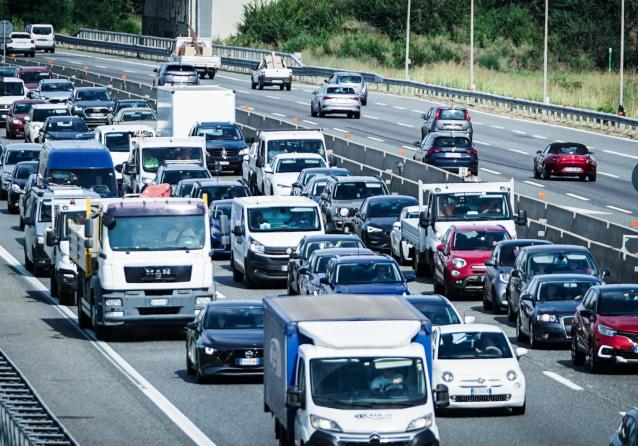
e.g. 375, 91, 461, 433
320, 104, 361, 113
365, 230, 391, 250
447, 274, 485, 294
260, 77, 291, 85
326, 216, 356, 233
6, 46, 34, 53
34, 41, 55, 50
447, 382, 525, 409
246, 251, 289, 281
547, 164, 596, 176
307, 427, 439, 446
198, 348, 263, 377
532, 321, 572, 343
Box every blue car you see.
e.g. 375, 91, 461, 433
406, 294, 465, 326
297, 247, 373, 295
209, 199, 233, 257
318, 254, 415, 295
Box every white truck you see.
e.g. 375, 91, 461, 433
172, 36, 221, 79
264, 294, 448, 446
156, 85, 235, 137
243, 129, 335, 195
251, 53, 293, 91
402, 180, 528, 277
69, 197, 215, 339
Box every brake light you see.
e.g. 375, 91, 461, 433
465, 109, 471, 121
323, 96, 334, 100
465, 148, 477, 155
427, 147, 441, 156
434, 109, 441, 120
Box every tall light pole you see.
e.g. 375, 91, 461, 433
470, 0, 474, 90
619, 0, 625, 114
543, 0, 549, 104
404, 0, 411, 80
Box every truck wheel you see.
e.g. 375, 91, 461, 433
91, 302, 111, 341
354, 112, 361, 119
258, 78, 264, 90
251, 79, 256, 90
59, 290, 74, 306
231, 254, 244, 282
279, 85, 284, 91
19, 217, 24, 231
78, 287, 91, 329
50, 273, 59, 298
413, 253, 425, 277
24, 246, 33, 272
208, 70, 215, 79
286, 83, 291, 91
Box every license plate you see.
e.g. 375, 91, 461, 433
469, 387, 490, 395
237, 358, 261, 366
445, 124, 462, 129
280, 265, 288, 272
218, 161, 229, 165
563, 167, 583, 173
272, 80, 283, 83
150, 298, 168, 306
444, 153, 463, 158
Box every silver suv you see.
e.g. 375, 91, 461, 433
326, 72, 368, 106
421, 106, 473, 141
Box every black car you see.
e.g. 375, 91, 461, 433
186, 300, 264, 383
68, 87, 115, 126
413, 131, 478, 176
291, 167, 350, 196
610, 407, 638, 446
189, 122, 247, 174
352, 195, 418, 251
483, 239, 552, 313
190, 179, 251, 206
153, 62, 199, 87
37, 116, 89, 143
406, 294, 464, 326
506, 244, 609, 322
287, 233, 364, 295
7, 161, 38, 213
516, 274, 602, 348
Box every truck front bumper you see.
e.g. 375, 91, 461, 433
246, 251, 288, 281
308, 427, 439, 446
260, 76, 292, 86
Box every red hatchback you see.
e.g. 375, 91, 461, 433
534, 142, 597, 181
18, 66, 52, 91
4, 99, 45, 139
572, 284, 638, 373
434, 224, 511, 299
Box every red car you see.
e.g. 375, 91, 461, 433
4, 99, 45, 139
571, 284, 638, 373
434, 224, 511, 299
534, 142, 597, 181
19, 66, 52, 91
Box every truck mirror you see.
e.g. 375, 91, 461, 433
186, 321, 198, 330
285, 386, 304, 410
403, 273, 416, 282
418, 211, 430, 228
320, 193, 328, 201
515, 209, 528, 226
484, 260, 495, 267
232, 225, 245, 236
433, 384, 449, 409
84, 219, 93, 238
289, 251, 299, 259
45, 228, 55, 247
319, 276, 329, 285
84, 239, 93, 249
263, 166, 273, 174
114, 164, 123, 174
153, 68, 158, 73
328, 153, 337, 167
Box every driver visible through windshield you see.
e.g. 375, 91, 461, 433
438, 331, 513, 360
108, 215, 206, 251
437, 193, 511, 221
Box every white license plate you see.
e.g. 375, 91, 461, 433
444, 153, 463, 158
563, 167, 582, 173
469, 387, 490, 395
445, 125, 462, 129
280, 265, 288, 272
218, 161, 230, 165
237, 358, 261, 366
150, 298, 168, 306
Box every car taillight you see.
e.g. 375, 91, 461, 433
434, 109, 441, 120
323, 96, 334, 100
465, 110, 471, 121
427, 147, 441, 156
465, 148, 477, 155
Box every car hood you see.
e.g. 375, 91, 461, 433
40, 91, 72, 101
334, 283, 408, 295
449, 250, 492, 264
366, 217, 399, 231
206, 140, 246, 150
271, 173, 299, 187
597, 315, 638, 332
75, 100, 114, 109
330, 198, 366, 209
0, 96, 25, 106
46, 130, 87, 140
202, 329, 263, 349
250, 231, 321, 249
535, 300, 579, 314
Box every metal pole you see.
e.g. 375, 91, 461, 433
470, 0, 474, 90
619, 0, 625, 113
404, 0, 411, 80
543, 0, 549, 103
608, 47, 612, 72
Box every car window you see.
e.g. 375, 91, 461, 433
196, 125, 242, 141
326, 87, 356, 95
248, 206, 321, 233
335, 262, 402, 284
338, 75, 362, 84
499, 244, 525, 266
12, 33, 31, 39
204, 306, 264, 329
438, 331, 513, 359
275, 158, 325, 173
452, 229, 509, 251
304, 239, 362, 258
32, 26, 53, 35
410, 303, 460, 325
47, 119, 88, 132
40, 82, 73, 92
6, 150, 39, 165
0, 82, 24, 96
165, 64, 195, 72
598, 289, 638, 316
76, 89, 111, 101
554, 144, 588, 155
439, 109, 467, 120
432, 137, 472, 148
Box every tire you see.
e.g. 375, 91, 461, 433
310, 105, 317, 117
186, 343, 196, 376
245, 266, 257, 289
354, 112, 361, 119
398, 241, 407, 266
19, 217, 24, 231
492, 289, 502, 315
511, 401, 526, 415
24, 246, 33, 272
443, 275, 457, 300
78, 303, 91, 328
578, 174, 587, 181
588, 173, 596, 182
482, 288, 493, 311
231, 254, 244, 282
258, 78, 264, 90
541, 165, 550, 180
208, 71, 215, 80
434, 275, 444, 294
30, 52, 35, 58
287, 277, 298, 296
50, 273, 59, 298
413, 252, 426, 277
533, 163, 541, 179
91, 301, 111, 341
361, 98, 367, 106
528, 322, 537, 348
51, 48, 55, 54
571, 333, 585, 366
318, 109, 325, 118
286, 83, 291, 91
59, 290, 74, 306
279, 85, 284, 91
588, 342, 604, 373
251, 79, 256, 90
516, 314, 525, 341
507, 295, 516, 322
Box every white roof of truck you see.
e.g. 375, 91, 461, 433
131, 136, 205, 148
259, 130, 325, 141
233, 195, 318, 208
422, 181, 513, 194
95, 124, 156, 134
299, 320, 422, 349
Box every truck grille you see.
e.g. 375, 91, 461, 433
84, 107, 109, 117
451, 394, 511, 402
138, 306, 181, 315
124, 266, 192, 283
207, 148, 239, 158
264, 246, 291, 256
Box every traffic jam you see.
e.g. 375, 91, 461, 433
1, 34, 637, 446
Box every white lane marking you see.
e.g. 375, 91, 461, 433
524, 180, 545, 188
473, 121, 485, 125
474, 140, 491, 146
564, 207, 611, 215
236, 90, 250, 94
272, 112, 286, 117
396, 122, 414, 128
146, 74, 155, 77
215, 75, 243, 81
532, 134, 547, 139
375, 102, 387, 106
55, 50, 157, 68
598, 171, 619, 178
490, 125, 505, 129
332, 128, 348, 133
68, 61, 81, 64
512, 130, 526, 135
122, 69, 136, 74
365, 115, 379, 120
603, 149, 638, 160
543, 371, 583, 391
566, 192, 590, 201
402, 145, 418, 151
0, 245, 217, 446
480, 167, 501, 175
606, 205, 632, 214
368, 136, 385, 142
266, 95, 280, 100
295, 101, 309, 106
95, 65, 107, 69
620, 412, 627, 416
411, 109, 422, 114
392, 106, 406, 110
303, 119, 318, 125
556, 139, 566, 143
508, 148, 529, 155
303, 89, 315, 93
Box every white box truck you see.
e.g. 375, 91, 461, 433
156, 85, 235, 137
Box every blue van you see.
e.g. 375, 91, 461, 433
37, 140, 118, 197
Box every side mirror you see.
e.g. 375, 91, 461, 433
186, 321, 197, 330
515, 209, 528, 226
232, 225, 245, 236
328, 153, 337, 167
536, 150, 542, 154
511, 270, 522, 279
289, 251, 299, 259
298, 267, 308, 275
45, 228, 55, 247
323, 79, 328, 83
114, 164, 123, 173
601, 268, 611, 279
263, 167, 273, 174
484, 260, 495, 266
520, 293, 532, 302
421, 113, 428, 120
245, 137, 255, 145
256, 158, 264, 168
23, 116, 30, 121
433, 384, 449, 409
320, 193, 328, 201
403, 273, 416, 283
436, 243, 445, 252
589, 150, 596, 156
515, 347, 528, 359
392, 221, 401, 230
153, 68, 158, 73
464, 315, 476, 324
285, 386, 304, 410
580, 309, 595, 322
418, 211, 430, 228
292, 182, 301, 189
24, 216, 34, 226
319, 276, 330, 285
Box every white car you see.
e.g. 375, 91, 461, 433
250, 53, 292, 91
390, 205, 420, 265
262, 153, 326, 196
26, 24, 55, 53
24, 103, 69, 143
432, 324, 527, 414
6, 32, 35, 57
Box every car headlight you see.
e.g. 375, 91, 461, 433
36, 235, 44, 244
12, 119, 21, 125
204, 347, 216, 355
441, 371, 454, 382
310, 415, 342, 432
506, 370, 518, 381
338, 207, 349, 217
598, 324, 617, 337
196, 297, 211, 306
406, 414, 432, 432
452, 258, 467, 268
367, 225, 383, 233
499, 273, 511, 283
249, 240, 265, 254
536, 313, 557, 322
11, 184, 21, 193
105, 298, 122, 306
143, 178, 154, 184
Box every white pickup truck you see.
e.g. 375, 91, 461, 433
402, 180, 527, 277
173, 37, 221, 79
251, 53, 293, 91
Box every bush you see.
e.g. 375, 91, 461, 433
478, 52, 501, 71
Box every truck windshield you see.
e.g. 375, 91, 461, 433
104, 132, 131, 152
248, 206, 321, 233
437, 331, 513, 360
48, 168, 116, 197
310, 357, 427, 409
141, 147, 203, 173
58, 211, 86, 240
436, 192, 511, 221
108, 215, 206, 251
275, 158, 325, 173
335, 262, 402, 284
0, 82, 24, 96
267, 139, 325, 164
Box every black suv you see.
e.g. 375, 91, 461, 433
190, 179, 251, 206
188, 122, 247, 174
68, 87, 115, 127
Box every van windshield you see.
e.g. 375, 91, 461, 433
0, 82, 24, 96
108, 215, 205, 251
48, 168, 116, 197
247, 206, 321, 232
32, 26, 53, 35
141, 147, 203, 173
267, 139, 325, 164
104, 133, 131, 152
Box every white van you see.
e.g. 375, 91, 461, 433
230, 196, 324, 287
26, 24, 55, 53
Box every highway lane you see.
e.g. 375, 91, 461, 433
32, 49, 638, 224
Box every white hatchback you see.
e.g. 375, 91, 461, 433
6, 32, 35, 57
26, 24, 55, 53
432, 323, 527, 414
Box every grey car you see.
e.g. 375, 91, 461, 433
421, 106, 473, 140
326, 72, 368, 106
28, 79, 74, 103
413, 131, 478, 176
153, 62, 199, 87
310, 84, 361, 119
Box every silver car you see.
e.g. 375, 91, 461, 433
310, 84, 361, 119
153, 62, 199, 87
326, 72, 368, 106
28, 79, 74, 103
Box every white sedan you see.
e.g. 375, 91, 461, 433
433, 324, 527, 414
390, 205, 420, 265
262, 153, 326, 196
6, 32, 35, 57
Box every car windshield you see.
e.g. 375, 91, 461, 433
32, 108, 68, 121
326, 87, 356, 95
453, 229, 509, 251
48, 168, 116, 197
108, 215, 205, 251
115, 101, 148, 113
409, 302, 461, 325
338, 75, 362, 84
20, 72, 50, 83
368, 199, 416, 218
275, 158, 325, 173
7, 150, 39, 165
304, 239, 362, 258
438, 331, 512, 359
248, 206, 321, 233
75, 89, 110, 101
537, 280, 598, 301
549, 144, 588, 155
204, 306, 264, 329
195, 185, 248, 203
15, 163, 38, 179
334, 181, 385, 200
121, 110, 156, 122
14, 103, 33, 114
432, 136, 472, 148
0, 67, 17, 77
196, 125, 242, 141
47, 119, 87, 132
335, 262, 402, 284
59, 211, 86, 240
311, 357, 426, 409
161, 169, 209, 185
174, 182, 195, 197
439, 109, 467, 120
32, 26, 53, 35
142, 147, 203, 173
104, 132, 132, 152
436, 193, 511, 221
267, 139, 325, 164
41, 82, 73, 92
598, 289, 638, 316
0, 82, 24, 96
528, 252, 598, 276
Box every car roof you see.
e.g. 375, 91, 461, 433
496, 239, 552, 247
272, 152, 325, 161
364, 194, 416, 203
234, 196, 316, 207
590, 284, 638, 292
160, 163, 206, 171
531, 274, 603, 282
302, 234, 361, 242
194, 179, 242, 186
310, 247, 374, 258
436, 105, 468, 111
438, 323, 503, 334
330, 175, 381, 183
452, 224, 507, 232
19, 66, 50, 72
522, 244, 591, 254
196, 121, 236, 127
47, 115, 83, 121
40, 78, 71, 84
331, 255, 393, 264
205, 300, 263, 309
5, 143, 41, 151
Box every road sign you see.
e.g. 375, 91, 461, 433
0, 20, 12, 38
633, 163, 638, 193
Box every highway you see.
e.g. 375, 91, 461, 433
0, 48, 635, 446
